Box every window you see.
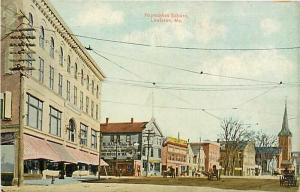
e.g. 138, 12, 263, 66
66, 80, 70, 101
39, 26, 45, 48
67, 55, 71, 73
49, 66, 54, 90
80, 123, 88, 146
92, 80, 94, 95
80, 91, 83, 110
116, 135, 120, 143
73, 86, 77, 105
142, 148, 146, 156
26, 54, 33, 75
85, 96, 89, 113
91, 129, 97, 149
59, 47, 63, 65
81, 69, 84, 85
91, 100, 94, 117
151, 148, 154, 157
49, 106, 61, 137
74, 63, 78, 79
26, 94, 43, 130
110, 135, 114, 143
96, 85, 99, 98
126, 135, 131, 144
58, 73, 63, 96
158, 149, 162, 159
86, 75, 89, 90
95, 104, 99, 120
28, 13, 33, 36
38, 57, 44, 83
67, 119, 76, 142
50, 37, 54, 58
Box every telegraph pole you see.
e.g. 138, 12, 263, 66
98, 130, 102, 180
143, 129, 155, 177
8, 11, 36, 185
151, 82, 155, 118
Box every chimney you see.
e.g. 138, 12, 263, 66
131, 118, 134, 124
106, 117, 109, 125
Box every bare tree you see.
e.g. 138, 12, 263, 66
254, 130, 278, 147
219, 117, 253, 176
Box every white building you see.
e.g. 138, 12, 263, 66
1, 0, 105, 185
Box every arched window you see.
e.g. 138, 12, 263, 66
59, 47, 63, 65
74, 63, 78, 79
67, 119, 76, 142
67, 55, 71, 73
39, 26, 45, 48
81, 69, 84, 85
86, 75, 89, 90
50, 37, 54, 58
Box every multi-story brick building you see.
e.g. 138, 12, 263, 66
201, 141, 220, 172
1, 0, 105, 185
100, 118, 163, 176
161, 137, 188, 176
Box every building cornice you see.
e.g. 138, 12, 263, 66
32, 0, 106, 80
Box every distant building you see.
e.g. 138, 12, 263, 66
100, 118, 163, 176
220, 141, 255, 176
255, 147, 282, 175
278, 101, 293, 170
201, 141, 220, 172
161, 137, 188, 176
188, 142, 205, 176
292, 152, 300, 175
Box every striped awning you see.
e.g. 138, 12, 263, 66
23, 134, 60, 161
48, 141, 77, 164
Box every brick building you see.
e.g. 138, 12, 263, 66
161, 137, 188, 176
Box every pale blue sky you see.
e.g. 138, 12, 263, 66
50, 1, 299, 150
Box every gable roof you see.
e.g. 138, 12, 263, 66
255, 147, 281, 155
100, 122, 148, 133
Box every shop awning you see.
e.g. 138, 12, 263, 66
66, 147, 93, 165
48, 141, 77, 164
23, 134, 60, 161
88, 153, 109, 166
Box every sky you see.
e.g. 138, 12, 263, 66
50, 1, 299, 150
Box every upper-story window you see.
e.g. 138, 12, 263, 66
80, 123, 88, 146
38, 57, 44, 83
86, 75, 89, 90
74, 63, 78, 79
49, 66, 54, 90
91, 129, 97, 149
67, 119, 76, 142
26, 94, 43, 130
39, 26, 45, 48
67, 55, 71, 73
96, 85, 99, 98
49, 106, 62, 137
59, 47, 63, 65
81, 69, 84, 85
50, 37, 54, 58
28, 12, 33, 36
91, 80, 94, 95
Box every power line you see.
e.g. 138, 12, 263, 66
71, 33, 300, 51
94, 49, 282, 85
92, 49, 143, 80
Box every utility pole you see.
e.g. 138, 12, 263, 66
115, 137, 119, 176
143, 129, 155, 177
8, 10, 35, 185
198, 137, 201, 171
98, 130, 102, 180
